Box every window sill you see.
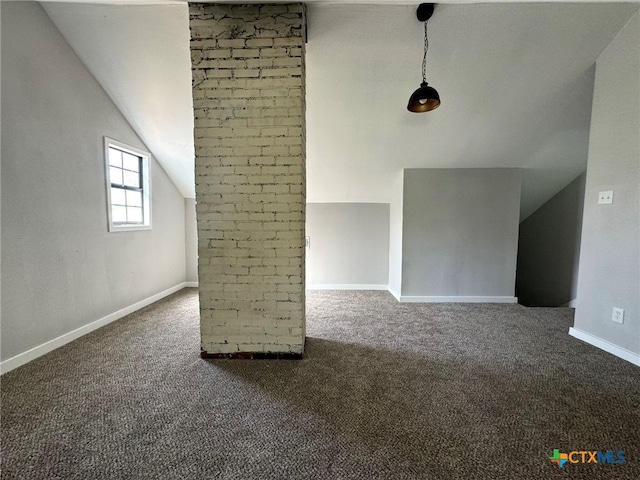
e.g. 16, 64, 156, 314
109, 224, 152, 233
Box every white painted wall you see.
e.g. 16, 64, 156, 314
388, 172, 404, 299
306, 203, 389, 288
401, 169, 521, 300
573, 12, 640, 359
1, 2, 187, 364
185, 198, 198, 284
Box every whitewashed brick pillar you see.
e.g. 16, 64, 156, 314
189, 3, 306, 358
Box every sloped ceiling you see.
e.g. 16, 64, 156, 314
42, 2, 195, 197
41, 1, 638, 218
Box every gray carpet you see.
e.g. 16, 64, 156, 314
1, 288, 639, 479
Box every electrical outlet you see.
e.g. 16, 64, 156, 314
598, 191, 614, 204
612, 307, 624, 324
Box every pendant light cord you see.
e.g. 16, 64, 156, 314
421, 21, 429, 84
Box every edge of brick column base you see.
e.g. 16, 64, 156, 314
201, 351, 303, 360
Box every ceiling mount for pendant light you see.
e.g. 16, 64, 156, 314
407, 3, 441, 113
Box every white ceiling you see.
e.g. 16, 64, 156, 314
43, 2, 195, 197
41, 1, 638, 218
306, 2, 638, 217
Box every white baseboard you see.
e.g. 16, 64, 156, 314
398, 295, 518, 304
0, 282, 190, 375
562, 299, 577, 308
388, 286, 401, 301
569, 327, 640, 367
306, 284, 388, 291
306, 285, 517, 304
185, 281, 199, 288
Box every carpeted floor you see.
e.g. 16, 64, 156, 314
1, 288, 639, 479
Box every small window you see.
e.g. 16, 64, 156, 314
104, 137, 151, 231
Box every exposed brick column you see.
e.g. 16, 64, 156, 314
189, 3, 306, 358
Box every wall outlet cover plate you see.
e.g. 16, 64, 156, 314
612, 307, 624, 324
598, 191, 614, 204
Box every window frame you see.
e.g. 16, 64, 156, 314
104, 137, 152, 232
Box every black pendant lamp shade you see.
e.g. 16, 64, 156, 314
408, 4, 440, 113
408, 82, 440, 112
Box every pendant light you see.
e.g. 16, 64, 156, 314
407, 3, 441, 113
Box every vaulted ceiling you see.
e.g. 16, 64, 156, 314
41, 0, 639, 218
